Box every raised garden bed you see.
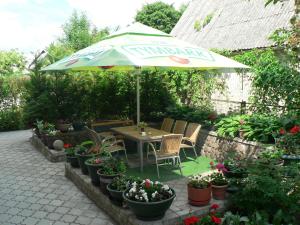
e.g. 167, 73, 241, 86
65, 163, 225, 225
30, 134, 66, 162
30, 130, 90, 162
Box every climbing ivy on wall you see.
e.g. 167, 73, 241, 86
218, 48, 300, 114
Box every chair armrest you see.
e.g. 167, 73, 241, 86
148, 143, 158, 157
181, 137, 194, 145
102, 135, 116, 145
114, 139, 125, 148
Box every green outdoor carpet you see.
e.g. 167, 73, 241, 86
126, 153, 213, 182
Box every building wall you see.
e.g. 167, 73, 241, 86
211, 72, 252, 114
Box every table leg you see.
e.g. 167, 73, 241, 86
139, 141, 143, 172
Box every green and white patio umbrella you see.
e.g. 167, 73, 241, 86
42, 22, 249, 123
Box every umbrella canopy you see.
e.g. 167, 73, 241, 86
42, 22, 249, 123
42, 23, 249, 71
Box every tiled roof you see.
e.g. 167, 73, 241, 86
171, 0, 295, 51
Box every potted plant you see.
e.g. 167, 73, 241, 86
84, 150, 111, 186
123, 179, 176, 220
138, 122, 147, 133
64, 144, 79, 168
222, 152, 248, 179
75, 141, 100, 175
187, 175, 211, 206
97, 157, 126, 194
276, 125, 300, 165
107, 176, 137, 205
210, 172, 228, 200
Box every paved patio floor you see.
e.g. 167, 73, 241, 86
0, 130, 115, 225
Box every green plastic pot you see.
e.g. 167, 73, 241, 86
97, 171, 120, 195
123, 188, 176, 221
66, 155, 79, 168
84, 161, 103, 186
107, 184, 125, 205
75, 152, 100, 175
282, 154, 300, 165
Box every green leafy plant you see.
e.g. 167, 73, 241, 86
97, 158, 126, 176
109, 176, 138, 192
188, 175, 210, 189
229, 158, 300, 224
210, 172, 228, 186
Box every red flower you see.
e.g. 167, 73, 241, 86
290, 125, 300, 134
210, 204, 219, 210
145, 179, 151, 188
210, 161, 214, 166
211, 215, 222, 224
184, 216, 199, 225
279, 128, 286, 135
63, 143, 72, 148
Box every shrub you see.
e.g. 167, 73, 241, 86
0, 107, 24, 131
229, 159, 300, 224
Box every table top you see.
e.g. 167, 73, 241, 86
111, 126, 170, 142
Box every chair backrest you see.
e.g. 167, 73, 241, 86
161, 118, 174, 132
173, 120, 187, 135
160, 134, 183, 155
185, 123, 201, 144
84, 126, 102, 146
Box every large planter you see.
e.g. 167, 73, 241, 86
123, 188, 176, 221
56, 123, 71, 133
281, 154, 300, 166
75, 152, 99, 175
66, 155, 79, 168
85, 161, 103, 186
107, 184, 124, 205
212, 184, 228, 200
187, 184, 211, 206
97, 172, 120, 194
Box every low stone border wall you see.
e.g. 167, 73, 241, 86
196, 129, 266, 161
65, 164, 225, 225
30, 134, 66, 162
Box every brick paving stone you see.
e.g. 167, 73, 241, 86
8, 215, 26, 223
22, 217, 40, 225
0, 130, 115, 225
47, 212, 62, 221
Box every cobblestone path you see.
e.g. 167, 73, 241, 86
0, 130, 115, 225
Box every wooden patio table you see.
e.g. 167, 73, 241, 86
111, 125, 170, 172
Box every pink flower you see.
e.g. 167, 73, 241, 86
145, 179, 151, 188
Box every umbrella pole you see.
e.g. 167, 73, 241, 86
136, 67, 141, 125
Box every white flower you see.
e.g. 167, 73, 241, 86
162, 184, 170, 191
135, 195, 139, 199
168, 190, 173, 195
151, 191, 158, 198
154, 181, 160, 185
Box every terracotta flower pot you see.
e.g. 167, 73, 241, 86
187, 184, 211, 206
212, 184, 228, 200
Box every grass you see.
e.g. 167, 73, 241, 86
126, 152, 213, 182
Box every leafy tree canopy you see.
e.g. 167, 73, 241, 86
0, 50, 26, 77
135, 1, 184, 33
60, 11, 109, 51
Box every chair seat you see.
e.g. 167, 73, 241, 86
180, 143, 193, 148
